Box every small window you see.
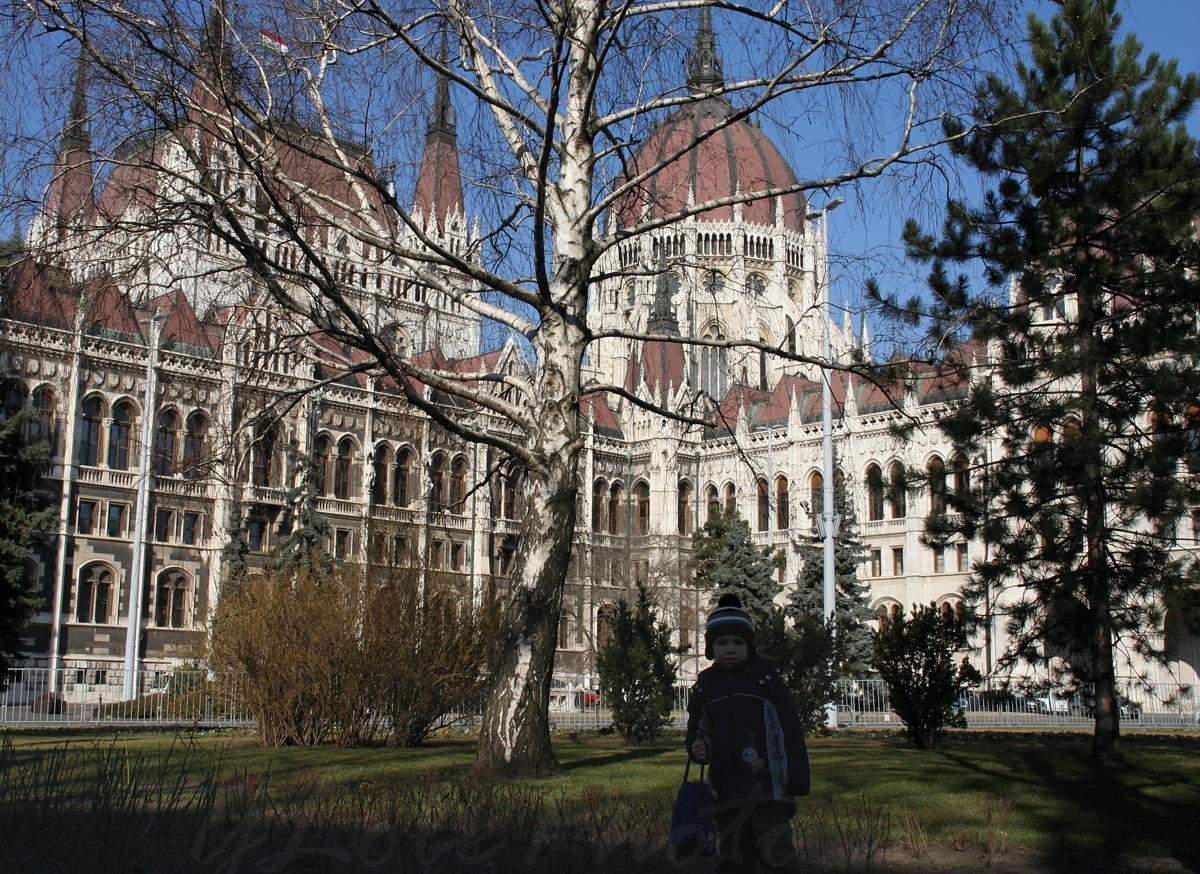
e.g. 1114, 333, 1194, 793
182, 512, 199, 546
928, 457, 947, 515
870, 549, 882, 578
154, 508, 174, 542
932, 545, 946, 574
106, 503, 126, 538
956, 543, 969, 573
247, 518, 266, 552
334, 529, 351, 559
892, 547, 905, 576
451, 542, 464, 571
77, 500, 98, 535
394, 448, 413, 507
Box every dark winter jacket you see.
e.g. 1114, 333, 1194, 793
684, 656, 810, 808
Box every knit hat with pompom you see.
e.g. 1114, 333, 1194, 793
704, 593, 755, 659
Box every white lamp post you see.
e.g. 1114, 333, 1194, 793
808, 197, 844, 728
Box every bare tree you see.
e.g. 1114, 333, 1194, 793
5, 0, 1015, 775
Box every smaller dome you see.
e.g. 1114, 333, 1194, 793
614, 97, 807, 234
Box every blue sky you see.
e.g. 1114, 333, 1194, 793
827, 0, 1200, 342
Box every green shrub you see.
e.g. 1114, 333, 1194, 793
872, 602, 981, 748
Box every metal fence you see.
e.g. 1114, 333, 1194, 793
1, 667, 250, 727
4, 667, 1199, 730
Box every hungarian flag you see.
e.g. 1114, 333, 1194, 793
260, 29, 289, 56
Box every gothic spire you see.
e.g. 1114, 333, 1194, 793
413, 32, 464, 231
647, 251, 680, 336
34, 46, 95, 244
427, 31, 457, 141
686, 4, 724, 93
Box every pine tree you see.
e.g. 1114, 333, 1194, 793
789, 463, 875, 677
0, 410, 56, 680
691, 503, 781, 622
888, 0, 1200, 762
274, 455, 332, 572
596, 584, 680, 744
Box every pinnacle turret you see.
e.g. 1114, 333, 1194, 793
686, 4, 724, 93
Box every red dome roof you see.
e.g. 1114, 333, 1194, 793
615, 97, 807, 233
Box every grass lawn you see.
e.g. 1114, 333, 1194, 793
3, 726, 1199, 866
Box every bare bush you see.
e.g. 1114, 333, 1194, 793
208, 558, 493, 748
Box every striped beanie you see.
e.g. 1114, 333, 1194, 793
704, 594, 755, 659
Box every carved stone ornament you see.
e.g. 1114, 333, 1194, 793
27, 359, 39, 375
122, 374, 135, 391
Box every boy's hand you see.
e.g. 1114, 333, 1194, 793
690, 736, 707, 761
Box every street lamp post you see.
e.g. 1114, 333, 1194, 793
123, 311, 165, 700
809, 197, 844, 728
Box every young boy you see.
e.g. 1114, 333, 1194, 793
685, 594, 809, 873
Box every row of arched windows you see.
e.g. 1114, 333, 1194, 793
0, 380, 56, 448
74, 564, 192, 629
862, 456, 971, 522
154, 410, 209, 478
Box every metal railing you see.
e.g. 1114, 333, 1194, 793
1, 667, 249, 727
4, 668, 1199, 731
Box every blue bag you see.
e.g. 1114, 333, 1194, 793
669, 759, 717, 857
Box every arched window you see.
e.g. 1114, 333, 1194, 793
154, 410, 179, 477
597, 603, 619, 649
865, 464, 884, 522
312, 435, 331, 494
699, 324, 729, 400
723, 483, 736, 513
501, 466, 521, 520
776, 476, 789, 530
371, 444, 391, 505
889, 462, 907, 519
592, 478, 606, 532
253, 426, 278, 488
1032, 424, 1055, 471
155, 570, 190, 628
876, 603, 891, 632
334, 438, 355, 500
1186, 405, 1200, 474
635, 482, 650, 535
430, 453, 448, 511
76, 565, 112, 624
394, 447, 413, 506
756, 478, 770, 531
0, 380, 23, 419
785, 317, 796, 356
183, 413, 207, 479
108, 401, 134, 470
79, 397, 104, 466
810, 472, 824, 520
608, 483, 623, 535
449, 455, 468, 513
29, 386, 56, 449
952, 455, 970, 500
928, 456, 947, 515
678, 481, 693, 535
705, 484, 720, 521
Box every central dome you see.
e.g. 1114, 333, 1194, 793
613, 9, 806, 235
615, 96, 808, 233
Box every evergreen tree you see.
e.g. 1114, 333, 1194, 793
691, 503, 781, 623
596, 584, 680, 744
0, 409, 56, 680
873, 603, 982, 749
789, 464, 875, 677
886, 0, 1200, 762
274, 455, 332, 572
220, 502, 249, 583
